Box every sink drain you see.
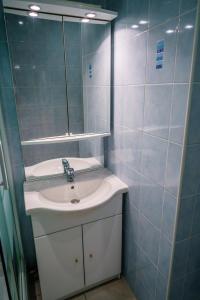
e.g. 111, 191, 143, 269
70, 199, 80, 204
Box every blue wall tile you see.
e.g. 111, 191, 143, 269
187, 84, 200, 145
121, 128, 142, 172
123, 85, 145, 130
158, 236, 172, 278
141, 133, 168, 186
162, 191, 177, 242
135, 253, 157, 298
169, 278, 184, 300
125, 32, 147, 85
149, 0, 180, 28
176, 196, 196, 241
183, 270, 200, 300
187, 235, 200, 273
165, 143, 182, 197
181, 145, 200, 197
155, 272, 168, 300
139, 176, 164, 228
172, 239, 190, 279
144, 85, 173, 139
191, 195, 200, 236
138, 213, 160, 265
169, 84, 189, 144
180, 0, 198, 14
126, 0, 149, 34
174, 10, 196, 83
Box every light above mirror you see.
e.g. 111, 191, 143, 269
29, 4, 40, 11
85, 12, 96, 18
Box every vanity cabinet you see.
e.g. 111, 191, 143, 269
35, 227, 84, 300
35, 214, 122, 300
83, 215, 122, 286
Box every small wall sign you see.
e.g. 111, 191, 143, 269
156, 40, 164, 69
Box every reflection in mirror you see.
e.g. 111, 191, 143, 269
23, 137, 104, 180
5, 12, 68, 140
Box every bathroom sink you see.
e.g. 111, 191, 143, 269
24, 169, 127, 214
25, 157, 102, 180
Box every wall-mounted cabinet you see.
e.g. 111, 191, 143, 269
5, 9, 111, 145
35, 215, 122, 300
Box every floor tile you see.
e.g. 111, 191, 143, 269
85, 279, 136, 300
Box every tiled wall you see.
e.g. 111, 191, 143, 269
0, 0, 36, 269
170, 5, 200, 299
105, 0, 198, 299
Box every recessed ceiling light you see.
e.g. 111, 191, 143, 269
18, 21, 24, 25
82, 18, 90, 23
29, 11, 38, 17
29, 4, 40, 11
185, 24, 193, 29
85, 12, 96, 18
139, 20, 148, 25
131, 24, 139, 29
166, 29, 175, 34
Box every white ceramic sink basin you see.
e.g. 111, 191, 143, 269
25, 157, 102, 180
24, 169, 128, 214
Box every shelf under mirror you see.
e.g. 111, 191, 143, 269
21, 133, 110, 146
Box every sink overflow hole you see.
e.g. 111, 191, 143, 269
71, 186, 75, 190
70, 199, 80, 204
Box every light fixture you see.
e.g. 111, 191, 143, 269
82, 18, 90, 23
29, 4, 40, 11
29, 11, 38, 17
166, 29, 175, 34
18, 21, 24, 25
131, 24, 139, 29
185, 24, 193, 29
139, 20, 148, 25
85, 12, 96, 18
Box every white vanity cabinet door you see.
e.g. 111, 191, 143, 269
83, 215, 122, 286
34, 226, 84, 300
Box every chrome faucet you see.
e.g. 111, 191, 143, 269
62, 159, 75, 182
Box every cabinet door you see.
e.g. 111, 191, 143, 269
83, 215, 122, 286
35, 226, 84, 300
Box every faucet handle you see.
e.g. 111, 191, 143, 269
62, 158, 69, 167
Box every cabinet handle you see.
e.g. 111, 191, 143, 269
75, 258, 79, 263
89, 254, 93, 258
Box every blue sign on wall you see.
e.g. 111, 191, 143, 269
156, 40, 164, 69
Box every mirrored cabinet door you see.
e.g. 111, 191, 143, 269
64, 18, 111, 135
81, 21, 111, 134
5, 12, 69, 140
64, 20, 84, 135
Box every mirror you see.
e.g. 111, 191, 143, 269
5, 10, 111, 142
